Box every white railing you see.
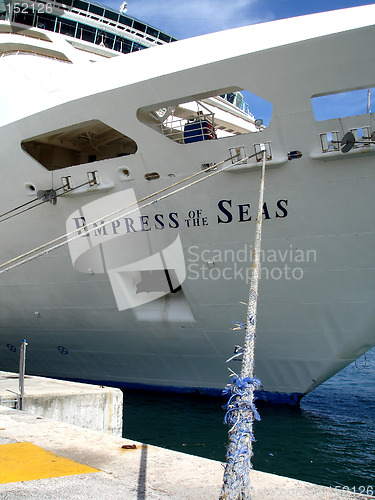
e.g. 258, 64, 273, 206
158, 113, 216, 144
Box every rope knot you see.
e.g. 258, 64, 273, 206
223, 375, 261, 395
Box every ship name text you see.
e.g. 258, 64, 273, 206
72, 198, 288, 237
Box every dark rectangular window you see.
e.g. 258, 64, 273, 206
102, 32, 115, 49
13, 11, 34, 27
114, 36, 132, 54
133, 20, 146, 33
132, 42, 146, 52
59, 18, 76, 37
104, 9, 118, 22
72, 0, 88, 11
119, 15, 132, 27
77, 22, 96, 43
89, 4, 103, 16
146, 26, 158, 38
36, 13, 56, 32
158, 32, 172, 43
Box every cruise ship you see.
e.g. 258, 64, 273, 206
1, 1, 374, 403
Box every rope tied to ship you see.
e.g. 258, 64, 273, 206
0, 151, 260, 274
0, 179, 95, 223
220, 145, 266, 500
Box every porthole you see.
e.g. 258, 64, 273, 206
57, 345, 69, 355
288, 150, 302, 160
117, 166, 134, 181
145, 172, 160, 181
25, 182, 36, 194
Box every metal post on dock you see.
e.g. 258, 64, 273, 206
18, 339, 27, 410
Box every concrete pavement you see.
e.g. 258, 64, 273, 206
0, 406, 370, 499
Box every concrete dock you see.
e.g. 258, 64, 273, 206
0, 371, 122, 435
0, 404, 371, 499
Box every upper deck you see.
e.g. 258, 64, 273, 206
0, 0, 177, 53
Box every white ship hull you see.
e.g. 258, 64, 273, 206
1, 5, 375, 403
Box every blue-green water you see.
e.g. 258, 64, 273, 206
123, 347, 375, 495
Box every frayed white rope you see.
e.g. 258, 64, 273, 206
220, 147, 266, 500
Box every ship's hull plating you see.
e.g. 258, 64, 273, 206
1, 6, 375, 403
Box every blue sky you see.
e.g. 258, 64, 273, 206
105, 0, 375, 39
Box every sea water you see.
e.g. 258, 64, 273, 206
123, 347, 375, 496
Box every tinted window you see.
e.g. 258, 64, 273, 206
13, 11, 34, 27
89, 4, 103, 16
104, 9, 118, 22
132, 42, 146, 51
119, 15, 133, 27
146, 26, 158, 38
133, 21, 146, 33
60, 18, 76, 37
77, 22, 96, 43
36, 13, 56, 31
72, 0, 88, 11
102, 32, 115, 49
115, 36, 133, 53
159, 32, 172, 43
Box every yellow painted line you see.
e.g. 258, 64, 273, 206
0, 442, 99, 484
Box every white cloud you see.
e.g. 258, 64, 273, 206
106, 0, 266, 39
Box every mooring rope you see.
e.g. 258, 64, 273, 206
0, 180, 94, 223
0, 199, 48, 222
220, 145, 266, 500
0, 151, 260, 274
0, 197, 42, 220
